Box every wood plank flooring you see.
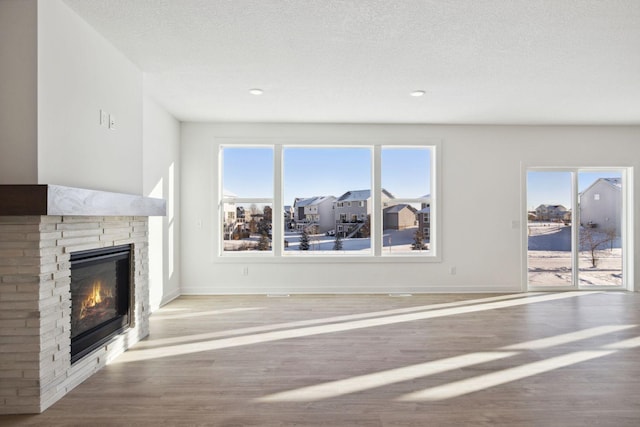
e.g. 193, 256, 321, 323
3, 292, 640, 426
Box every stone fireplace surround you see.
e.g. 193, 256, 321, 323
0, 185, 165, 414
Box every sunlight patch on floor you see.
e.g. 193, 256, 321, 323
603, 336, 640, 349
255, 324, 635, 402
256, 351, 518, 402
398, 334, 640, 401
112, 292, 599, 364
134, 293, 545, 349
397, 350, 616, 401
501, 324, 635, 350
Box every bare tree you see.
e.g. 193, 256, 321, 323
580, 227, 612, 268
604, 227, 618, 251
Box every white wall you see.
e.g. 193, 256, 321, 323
143, 95, 181, 309
0, 1, 174, 308
0, 0, 38, 184
37, 0, 143, 194
180, 123, 640, 294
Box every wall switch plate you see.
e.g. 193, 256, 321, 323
100, 110, 108, 127
109, 114, 116, 130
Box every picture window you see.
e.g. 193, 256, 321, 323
220, 144, 437, 258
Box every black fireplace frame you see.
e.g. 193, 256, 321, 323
70, 244, 132, 364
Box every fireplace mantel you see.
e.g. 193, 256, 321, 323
0, 185, 165, 217
0, 185, 164, 414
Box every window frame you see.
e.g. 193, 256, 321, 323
380, 146, 434, 257
522, 165, 633, 291
217, 140, 441, 262
219, 145, 275, 256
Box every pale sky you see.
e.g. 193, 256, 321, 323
223, 147, 432, 206
527, 171, 622, 210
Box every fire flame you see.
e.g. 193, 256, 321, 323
79, 281, 112, 319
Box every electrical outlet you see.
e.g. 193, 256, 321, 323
109, 114, 116, 130
100, 109, 108, 127
450, 266, 457, 275
242, 267, 249, 276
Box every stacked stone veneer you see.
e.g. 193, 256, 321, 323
0, 216, 150, 414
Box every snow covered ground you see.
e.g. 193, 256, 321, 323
224, 222, 622, 286
527, 222, 622, 287
223, 227, 430, 255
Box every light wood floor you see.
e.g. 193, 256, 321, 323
3, 292, 640, 426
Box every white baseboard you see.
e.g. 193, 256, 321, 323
179, 283, 521, 295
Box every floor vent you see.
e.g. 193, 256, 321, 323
389, 293, 413, 297
267, 294, 291, 298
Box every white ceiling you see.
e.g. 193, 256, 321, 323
63, 0, 640, 125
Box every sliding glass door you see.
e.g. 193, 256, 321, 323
527, 171, 573, 287
577, 171, 623, 287
526, 168, 627, 289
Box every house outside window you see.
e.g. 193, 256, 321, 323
284, 147, 372, 253
381, 147, 432, 254
221, 147, 273, 253
219, 143, 438, 258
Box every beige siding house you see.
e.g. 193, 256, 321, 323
293, 196, 336, 233
534, 204, 568, 221
383, 204, 417, 230
334, 189, 394, 237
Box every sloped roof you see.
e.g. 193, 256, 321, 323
603, 177, 622, 188
579, 177, 622, 197
536, 204, 568, 211
294, 196, 335, 207
337, 189, 394, 202
294, 197, 318, 207
337, 189, 370, 202
417, 207, 431, 214
382, 189, 395, 199
384, 204, 417, 214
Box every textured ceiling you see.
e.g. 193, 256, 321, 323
63, 0, 640, 124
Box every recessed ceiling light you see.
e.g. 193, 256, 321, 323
410, 90, 426, 97
249, 88, 264, 95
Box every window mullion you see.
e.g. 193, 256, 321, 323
373, 145, 382, 256
573, 170, 582, 288
273, 145, 283, 256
